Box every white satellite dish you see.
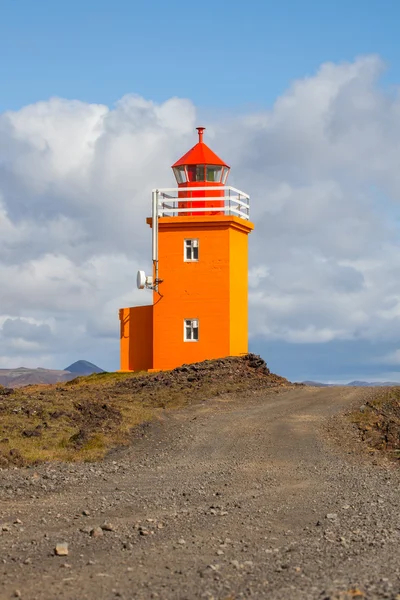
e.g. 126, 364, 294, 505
137, 270, 153, 290
137, 270, 146, 289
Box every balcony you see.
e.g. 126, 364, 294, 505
152, 186, 250, 221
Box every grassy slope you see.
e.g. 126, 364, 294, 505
0, 355, 291, 466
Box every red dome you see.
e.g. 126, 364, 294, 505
172, 127, 229, 168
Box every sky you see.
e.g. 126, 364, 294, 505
2, 0, 400, 382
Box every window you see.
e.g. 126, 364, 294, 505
187, 165, 205, 182
173, 166, 187, 184
184, 319, 199, 342
184, 238, 199, 261
221, 166, 230, 184
206, 166, 223, 182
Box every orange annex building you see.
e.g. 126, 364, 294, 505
119, 127, 254, 372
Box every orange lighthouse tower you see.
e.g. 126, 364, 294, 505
119, 127, 254, 372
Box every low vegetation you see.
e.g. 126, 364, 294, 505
350, 387, 400, 461
0, 354, 291, 467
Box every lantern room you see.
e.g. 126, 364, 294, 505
172, 127, 230, 185
172, 127, 230, 216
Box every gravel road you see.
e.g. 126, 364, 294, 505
0, 385, 399, 600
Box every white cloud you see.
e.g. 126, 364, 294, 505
2, 56, 400, 368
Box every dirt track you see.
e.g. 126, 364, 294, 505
0, 386, 399, 599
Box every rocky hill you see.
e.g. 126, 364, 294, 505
0, 354, 293, 466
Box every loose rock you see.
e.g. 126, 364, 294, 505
90, 527, 104, 538
54, 542, 69, 556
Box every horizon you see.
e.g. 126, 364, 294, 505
2, 1, 400, 382
2, 360, 400, 387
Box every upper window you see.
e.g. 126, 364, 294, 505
206, 166, 223, 182
187, 165, 205, 182
184, 319, 199, 342
174, 164, 229, 184
221, 166, 230, 184
184, 238, 199, 261
173, 166, 187, 184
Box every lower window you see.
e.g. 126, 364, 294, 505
184, 319, 199, 342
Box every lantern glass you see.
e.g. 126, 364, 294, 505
222, 167, 230, 184
173, 167, 186, 184
187, 165, 205, 182
206, 166, 223, 182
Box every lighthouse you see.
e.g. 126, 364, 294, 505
119, 127, 254, 372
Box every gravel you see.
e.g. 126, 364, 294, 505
0, 385, 399, 599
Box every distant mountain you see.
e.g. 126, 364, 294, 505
303, 380, 400, 387
0, 368, 75, 389
0, 360, 105, 389
346, 380, 400, 387
302, 380, 332, 387
64, 360, 105, 375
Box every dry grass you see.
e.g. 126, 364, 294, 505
349, 387, 400, 460
0, 355, 291, 466
0, 372, 154, 464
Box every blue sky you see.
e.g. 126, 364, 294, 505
1, 0, 399, 113
2, 0, 400, 383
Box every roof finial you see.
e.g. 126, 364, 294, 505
196, 126, 205, 143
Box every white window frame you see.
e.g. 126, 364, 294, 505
184, 319, 199, 342
184, 238, 199, 262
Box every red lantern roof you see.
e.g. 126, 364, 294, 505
172, 127, 229, 168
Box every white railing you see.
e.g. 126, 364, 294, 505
150, 185, 250, 292
152, 186, 250, 221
